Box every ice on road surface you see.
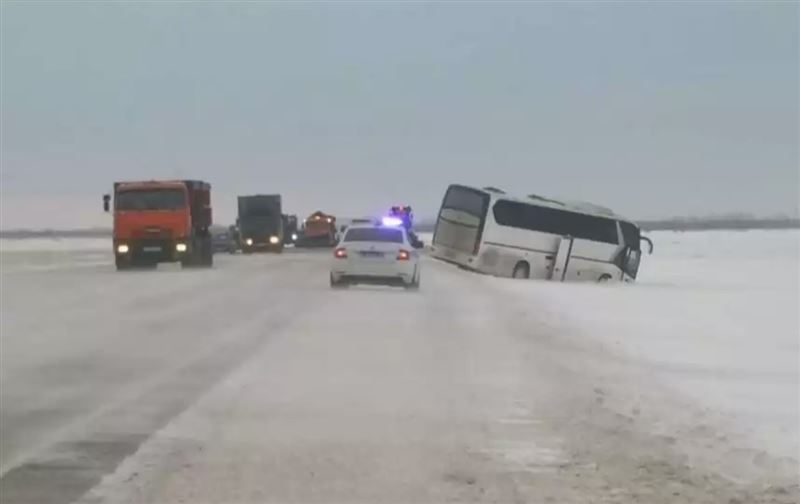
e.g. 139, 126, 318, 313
1, 231, 797, 503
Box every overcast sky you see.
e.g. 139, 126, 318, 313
1, 1, 797, 228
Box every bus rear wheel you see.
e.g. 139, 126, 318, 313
512, 262, 530, 279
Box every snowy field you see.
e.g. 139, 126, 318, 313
484, 230, 800, 482
0, 230, 797, 503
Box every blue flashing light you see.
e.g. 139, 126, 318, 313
381, 216, 404, 227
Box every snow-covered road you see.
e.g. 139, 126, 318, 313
1, 233, 797, 503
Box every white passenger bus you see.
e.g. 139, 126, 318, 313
430, 184, 652, 282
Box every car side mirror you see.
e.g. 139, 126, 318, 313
412, 239, 424, 249
102, 194, 111, 212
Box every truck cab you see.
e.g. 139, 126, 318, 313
105, 180, 213, 270
238, 194, 284, 253
297, 211, 337, 247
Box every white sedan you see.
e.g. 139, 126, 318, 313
330, 223, 422, 289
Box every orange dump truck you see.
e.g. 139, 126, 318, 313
103, 180, 213, 270
296, 211, 337, 247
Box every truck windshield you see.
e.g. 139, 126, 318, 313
240, 200, 278, 216
344, 228, 404, 243
116, 189, 186, 211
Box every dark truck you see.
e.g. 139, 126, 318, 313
103, 180, 213, 270
237, 194, 284, 253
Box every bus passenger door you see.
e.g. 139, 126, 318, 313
550, 235, 574, 282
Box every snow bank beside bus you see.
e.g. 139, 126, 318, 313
486, 230, 799, 481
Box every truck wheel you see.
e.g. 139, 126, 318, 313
182, 242, 200, 269
205, 246, 214, 267
201, 238, 213, 267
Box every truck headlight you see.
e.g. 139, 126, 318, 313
245, 238, 253, 246
269, 236, 280, 244
117, 244, 129, 254
175, 243, 188, 253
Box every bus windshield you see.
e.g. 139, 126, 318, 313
434, 185, 490, 254
441, 186, 489, 218
116, 189, 186, 211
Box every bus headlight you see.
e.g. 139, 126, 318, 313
269, 235, 280, 244
175, 243, 187, 253
245, 238, 253, 246
116, 244, 129, 254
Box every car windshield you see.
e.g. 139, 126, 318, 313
344, 227, 404, 243
116, 189, 186, 211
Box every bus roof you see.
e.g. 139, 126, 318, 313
461, 184, 636, 224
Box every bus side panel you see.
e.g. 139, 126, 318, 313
563, 240, 621, 281
479, 225, 561, 278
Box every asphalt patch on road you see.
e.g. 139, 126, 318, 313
0, 315, 293, 504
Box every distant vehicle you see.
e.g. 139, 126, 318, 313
386, 205, 424, 248
388, 205, 414, 230
282, 214, 299, 245
296, 211, 337, 247
238, 195, 284, 253
430, 184, 653, 282
103, 180, 213, 270
330, 222, 421, 290
212, 226, 238, 254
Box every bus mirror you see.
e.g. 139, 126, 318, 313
102, 194, 111, 213
641, 236, 654, 254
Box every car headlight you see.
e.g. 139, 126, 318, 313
175, 243, 187, 253
245, 238, 253, 246
269, 235, 280, 244
117, 244, 129, 254
291, 233, 298, 241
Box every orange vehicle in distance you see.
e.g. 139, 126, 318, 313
296, 211, 337, 247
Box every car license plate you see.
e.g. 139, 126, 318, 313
143, 246, 162, 253
359, 251, 384, 258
